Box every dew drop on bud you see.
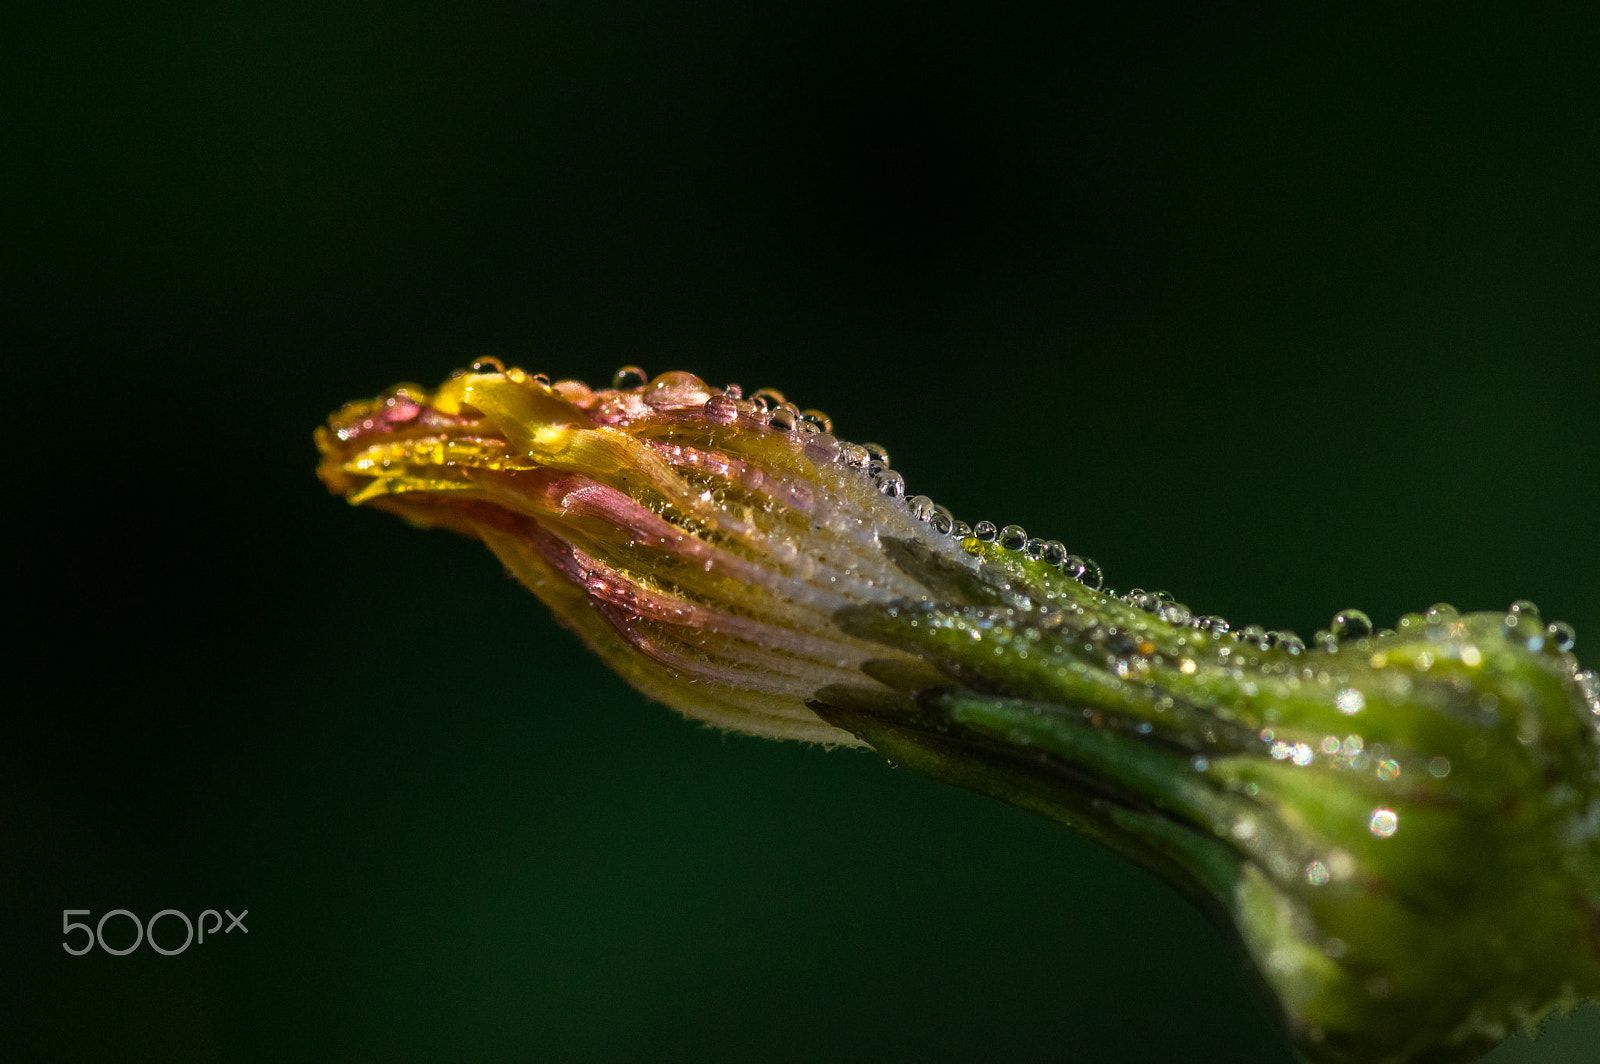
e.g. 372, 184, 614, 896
799, 409, 833, 433
471, 356, 507, 374
973, 520, 998, 543
1547, 621, 1577, 653
750, 387, 786, 411
1508, 600, 1541, 624
1330, 609, 1373, 641
1124, 589, 1161, 613
804, 433, 841, 465
999, 525, 1028, 551
1161, 603, 1193, 626
611, 365, 647, 389
703, 394, 739, 424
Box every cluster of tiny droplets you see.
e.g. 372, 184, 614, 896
1497, 601, 1597, 720
605, 366, 1114, 597
587, 366, 1590, 690
961, 520, 1108, 592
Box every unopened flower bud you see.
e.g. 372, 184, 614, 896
319, 365, 1600, 1063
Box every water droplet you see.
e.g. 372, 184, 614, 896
1124, 590, 1161, 613
804, 433, 841, 465
1077, 558, 1104, 591
1508, 600, 1541, 624
1424, 603, 1458, 623
1275, 631, 1306, 654
950, 520, 972, 538
722, 383, 744, 398
1306, 861, 1331, 887
611, 365, 647, 389
1160, 603, 1193, 627
1547, 621, 1577, 653
999, 525, 1028, 551
1041, 540, 1068, 566
645, 371, 708, 399
530, 373, 552, 387
1023, 537, 1047, 560
1194, 615, 1230, 637
748, 388, 786, 412
703, 394, 739, 424
973, 520, 998, 543
930, 506, 955, 536
1331, 609, 1373, 641
839, 443, 870, 469
799, 409, 833, 433
874, 470, 906, 498
1239, 624, 1268, 648
907, 495, 937, 521
862, 443, 891, 467
472, 356, 507, 374
770, 404, 802, 431
1368, 808, 1398, 838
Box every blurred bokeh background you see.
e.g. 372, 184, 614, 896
5, 3, 1598, 1060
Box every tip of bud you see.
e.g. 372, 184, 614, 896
318, 364, 988, 744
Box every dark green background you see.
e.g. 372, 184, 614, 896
6, 4, 1599, 1061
